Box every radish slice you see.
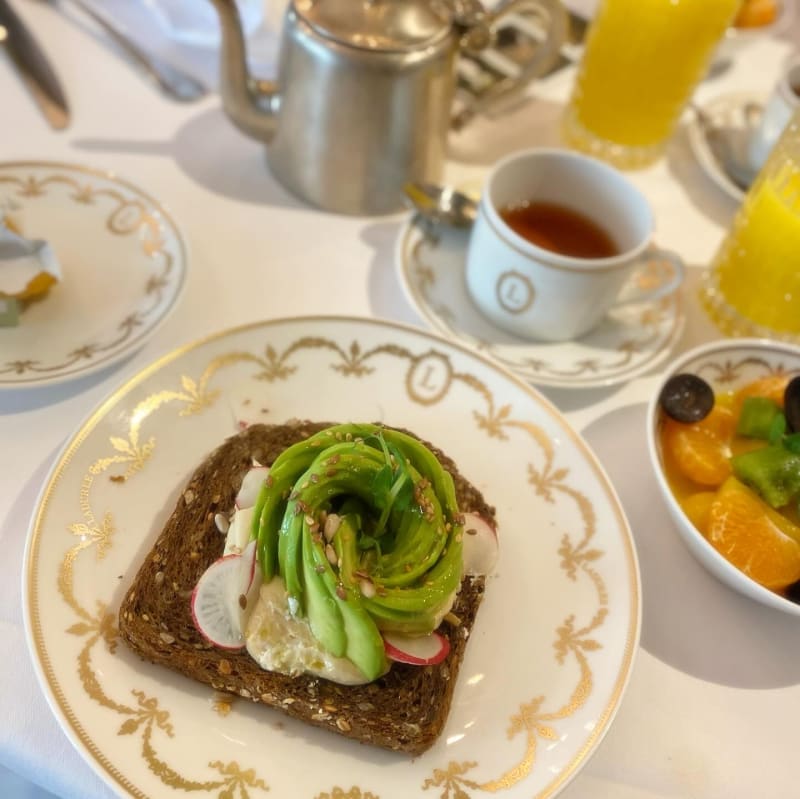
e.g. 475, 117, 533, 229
237, 539, 261, 631
191, 540, 261, 650
383, 631, 450, 666
462, 512, 498, 575
224, 505, 254, 555
236, 466, 270, 510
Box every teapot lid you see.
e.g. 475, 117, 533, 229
293, 0, 454, 52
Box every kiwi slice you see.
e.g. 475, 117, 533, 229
731, 445, 800, 508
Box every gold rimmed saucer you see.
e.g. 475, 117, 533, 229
395, 216, 686, 390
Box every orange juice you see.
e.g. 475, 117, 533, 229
701, 153, 800, 337
563, 0, 741, 168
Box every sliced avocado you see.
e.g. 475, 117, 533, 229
302, 524, 346, 657
338, 588, 387, 681
332, 515, 388, 680
731, 445, 800, 508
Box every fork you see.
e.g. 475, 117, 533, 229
55, 0, 207, 102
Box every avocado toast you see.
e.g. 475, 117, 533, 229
118, 420, 496, 754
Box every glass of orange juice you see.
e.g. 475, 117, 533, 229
562, 0, 742, 168
699, 108, 800, 340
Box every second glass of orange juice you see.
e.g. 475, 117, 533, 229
699, 109, 800, 340
562, 0, 742, 168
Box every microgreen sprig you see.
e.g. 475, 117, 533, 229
365, 432, 415, 539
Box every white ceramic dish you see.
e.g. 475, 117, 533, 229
686, 91, 765, 204
646, 337, 800, 617
396, 215, 686, 389
0, 161, 187, 388
24, 316, 640, 799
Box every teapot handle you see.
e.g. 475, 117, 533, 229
452, 0, 569, 130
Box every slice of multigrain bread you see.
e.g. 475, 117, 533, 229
118, 421, 495, 755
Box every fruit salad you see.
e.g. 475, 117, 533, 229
658, 372, 800, 599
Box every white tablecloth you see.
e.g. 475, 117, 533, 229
1, 2, 799, 797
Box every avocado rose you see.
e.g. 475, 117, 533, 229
251, 423, 464, 681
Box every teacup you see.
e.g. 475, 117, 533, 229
465, 149, 685, 342
748, 59, 800, 172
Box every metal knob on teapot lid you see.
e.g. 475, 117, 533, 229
294, 0, 454, 51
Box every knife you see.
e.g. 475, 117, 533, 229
0, 0, 69, 129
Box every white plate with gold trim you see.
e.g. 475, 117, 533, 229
396, 216, 686, 389
0, 161, 187, 388
24, 316, 640, 799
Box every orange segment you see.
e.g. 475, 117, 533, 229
662, 404, 736, 487
707, 477, 800, 591
732, 374, 790, 415
734, 0, 778, 28
680, 491, 717, 535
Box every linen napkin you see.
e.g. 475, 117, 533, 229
0, 224, 62, 326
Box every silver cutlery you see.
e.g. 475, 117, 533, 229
403, 183, 479, 228
0, 0, 69, 128
54, 0, 207, 102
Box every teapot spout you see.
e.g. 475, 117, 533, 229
208, 0, 279, 142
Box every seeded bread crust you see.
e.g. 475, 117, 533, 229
118, 421, 495, 755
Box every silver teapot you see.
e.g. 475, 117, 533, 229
209, 0, 567, 215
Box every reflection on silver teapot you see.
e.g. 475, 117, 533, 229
209, 0, 567, 215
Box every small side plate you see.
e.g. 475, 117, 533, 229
0, 161, 187, 388
687, 92, 766, 204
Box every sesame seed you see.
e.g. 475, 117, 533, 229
324, 513, 341, 541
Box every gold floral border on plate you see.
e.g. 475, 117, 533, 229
399, 219, 685, 388
26, 317, 640, 799
0, 161, 187, 386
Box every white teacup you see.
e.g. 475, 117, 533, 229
465, 149, 685, 342
748, 60, 800, 172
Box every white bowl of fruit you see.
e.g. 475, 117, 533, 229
647, 338, 800, 616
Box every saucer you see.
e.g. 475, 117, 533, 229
686, 91, 765, 203
0, 161, 187, 389
395, 216, 686, 390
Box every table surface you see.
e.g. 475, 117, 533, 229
2, 2, 799, 798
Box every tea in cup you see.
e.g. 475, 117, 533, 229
464, 149, 684, 342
